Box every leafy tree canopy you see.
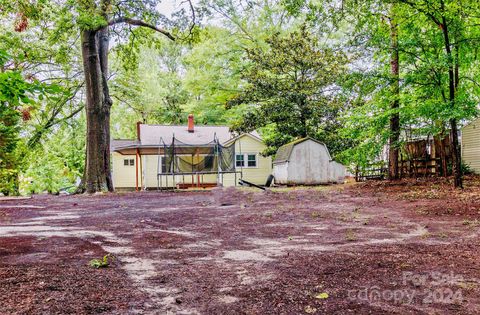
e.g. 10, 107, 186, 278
228, 26, 350, 156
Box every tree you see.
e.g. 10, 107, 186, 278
0, 50, 59, 195
74, 0, 181, 192
112, 42, 189, 126
388, 3, 400, 180
1, 1, 85, 150
228, 27, 349, 155
14, 0, 195, 193
22, 117, 86, 194
326, 0, 478, 187
183, 26, 246, 125
394, 0, 480, 188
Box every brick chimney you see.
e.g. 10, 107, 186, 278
187, 114, 194, 133
136, 121, 142, 140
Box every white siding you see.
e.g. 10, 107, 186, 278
273, 139, 346, 185
462, 119, 480, 174
112, 153, 136, 188
329, 161, 346, 183
273, 162, 289, 184
234, 135, 272, 185
287, 140, 331, 184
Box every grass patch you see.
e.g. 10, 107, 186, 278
345, 229, 357, 241
462, 219, 480, 227
89, 254, 114, 269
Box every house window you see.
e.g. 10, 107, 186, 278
124, 159, 135, 166
160, 157, 167, 173
236, 154, 257, 168
247, 154, 257, 167
236, 154, 245, 167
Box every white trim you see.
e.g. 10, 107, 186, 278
235, 153, 258, 169
224, 132, 263, 146
462, 117, 480, 130
142, 155, 146, 190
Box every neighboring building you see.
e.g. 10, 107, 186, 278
273, 137, 346, 185
462, 118, 480, 174
111, 115, 272, 190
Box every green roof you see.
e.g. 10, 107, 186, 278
273, 137, 328, 164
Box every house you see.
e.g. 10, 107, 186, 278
111, 115, 272, 190
273, 137, 346, 185
462, 117, 480, 174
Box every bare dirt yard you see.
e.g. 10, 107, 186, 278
1, 177, 480, 315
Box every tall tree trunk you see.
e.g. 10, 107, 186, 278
449, 119, 462, 186
97, 27, 114, 191
388, 4, 400, 180
439, 134, 448, 177
79, 29, 113, 193
440, 14, 463, 188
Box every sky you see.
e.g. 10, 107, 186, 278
156, 0, 200, 19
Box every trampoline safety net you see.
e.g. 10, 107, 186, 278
157, 135, 237, 189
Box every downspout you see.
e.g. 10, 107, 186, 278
135, 148, 140, 192
238, 136, 243, 179
136, 122, 141, 191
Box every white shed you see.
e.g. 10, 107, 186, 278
273, 137, 346, 185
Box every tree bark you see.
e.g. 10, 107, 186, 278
76, 0, 175, 193
440, 13, 463, 188
438, 135, 448, 177
79, 29, 113, 193
398, 0, 463, 188
388, 4, 400, 180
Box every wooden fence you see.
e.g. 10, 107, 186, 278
355, 136, 452, 182
356, 157, 449, 182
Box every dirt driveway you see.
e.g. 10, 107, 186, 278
1, 179, 480, 314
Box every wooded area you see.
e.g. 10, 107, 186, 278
1, 0, 479, 194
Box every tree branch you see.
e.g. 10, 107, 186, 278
396, 0, 442, 26
108, 17, 175, 41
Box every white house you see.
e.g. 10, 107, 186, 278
462, 118, 480, 174
111, 115, 272, 190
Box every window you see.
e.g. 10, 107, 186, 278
124, 159, 135, 166
236, 154, 244, 167
160, 157, 167, 173
236, 153, 257, 168
247, 154, 257, 167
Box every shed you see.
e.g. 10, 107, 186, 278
273, 137, 346, 185
462, 118, 480, 174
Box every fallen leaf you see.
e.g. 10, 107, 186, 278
315, 292, 329, 299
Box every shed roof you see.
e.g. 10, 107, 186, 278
273, 137, 330, 164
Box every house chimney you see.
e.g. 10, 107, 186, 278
188, 114, 194, 133
136, 121, 141, 140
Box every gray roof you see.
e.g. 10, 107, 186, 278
273, 137, 329, 164
111, 124, 263, 153
111, 139, 139, 151
140, 124, 232, 145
